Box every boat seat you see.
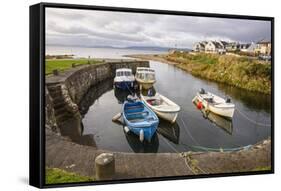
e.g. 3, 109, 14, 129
128, 117, 154, 124
126, 106, 144, 110
126, 111, 149, 116
128, 118, 146, 123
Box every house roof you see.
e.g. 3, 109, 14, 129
219, 41, 229, 47
210, 41, 224, 49
257, 39, 271, 44
194, 41, 207, 48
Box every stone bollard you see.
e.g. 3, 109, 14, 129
95, 153, 115, 180
53, 69, 59, 76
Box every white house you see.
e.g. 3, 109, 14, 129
205, 41, 226, 54
192, 41, 207, 52
239, 43, 251, 52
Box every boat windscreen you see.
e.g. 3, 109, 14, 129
116, 71, 131, 76
124, 71, 131, 76
145, 73, 155, 80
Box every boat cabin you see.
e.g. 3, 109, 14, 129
115, 68, 133, 77
136, 67, 155, 81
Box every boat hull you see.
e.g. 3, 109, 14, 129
135, 79, 155, 90
122, 101, 159, 142
114, 81, 134, 90
141, 94, 180, 123
195, 94, 235, 118
129, 124, 158, 142
208, 104, 235, 118
151, 109, 178, 123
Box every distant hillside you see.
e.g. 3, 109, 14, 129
46, 44, 191, 52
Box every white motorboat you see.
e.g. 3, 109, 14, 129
114, 68, 135, 90
193, 88, 235, 118
141, 93, 180, 123
135, 67, 156, 90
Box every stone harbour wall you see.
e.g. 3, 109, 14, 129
45, 60, 149, 136
45, 87, 59, 134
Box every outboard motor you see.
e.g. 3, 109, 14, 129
199, 88, 206, 94
226, 97, 231, 103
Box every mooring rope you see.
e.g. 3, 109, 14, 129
179, 116, 201, 146
124, 82, 135, 96
235, 107, 271, 127
177, 116, 253, 152
160, 134, 199, 174
189, 144, 252, 152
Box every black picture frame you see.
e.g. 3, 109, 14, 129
30, 2, 274, 188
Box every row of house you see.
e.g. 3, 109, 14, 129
192, 39, 271, 55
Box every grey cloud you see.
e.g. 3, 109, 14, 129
46, 8, 271, 48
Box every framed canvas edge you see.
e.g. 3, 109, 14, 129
29, 2, 275, 189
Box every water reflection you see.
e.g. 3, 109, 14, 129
203, 110, 233, 135
124, 130, 159, 153
157, 120, 180, 144
60, 119, 97, 147
192, 101, 233, 135
79, 78, 113, 116
114, 88, 132, 104
81, 61, 271, 153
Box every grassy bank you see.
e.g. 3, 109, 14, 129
46, 168, 93, 184
45, 59, 101, 75
164, 52, 271, 94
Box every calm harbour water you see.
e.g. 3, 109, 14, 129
48, 46, 272, 153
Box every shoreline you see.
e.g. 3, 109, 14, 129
126, 53, 271, 95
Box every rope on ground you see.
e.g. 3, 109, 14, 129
160, 133, 209, 175
236, 108, 271, 127
161, 136, 196, 174
189, 144, 252, 152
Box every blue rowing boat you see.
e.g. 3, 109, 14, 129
122, 100, 159, 142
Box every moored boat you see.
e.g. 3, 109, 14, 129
114, 68, 135, 90
135, 67, 156, 90
193, 88, 235, 118
141, 92, 180, 123
122, 100, 159, 142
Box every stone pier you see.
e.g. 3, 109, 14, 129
45, 59, 149, 140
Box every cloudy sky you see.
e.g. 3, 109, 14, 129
46, 8, 271, 48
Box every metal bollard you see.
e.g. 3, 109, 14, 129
53, 69, 59, 76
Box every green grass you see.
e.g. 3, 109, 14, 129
252, 166, 271, 171
46, 168, 94, 184
45, 59, 101, 75
166, 52, 271, 94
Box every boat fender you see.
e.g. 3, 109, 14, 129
140, 129, 144, 142
124, 126, 130, 133
112, 113, 122, 121
226, 98, 231, 103
197, 101, 203, 110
